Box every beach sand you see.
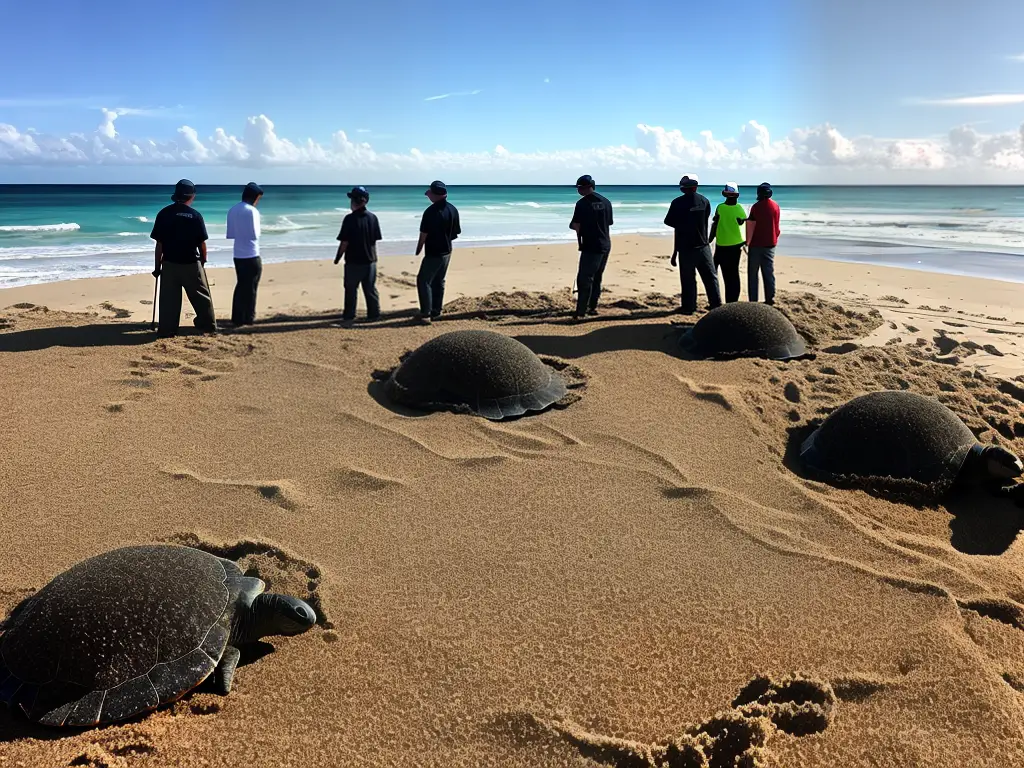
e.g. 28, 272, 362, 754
2, 237, 1024, 767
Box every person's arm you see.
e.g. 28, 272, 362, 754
745, 219, 757, 247
153, 242, 163, 276
198, 215, 209, 264
334, 242, 347, 264
570, 199, 582, 232
417, 211, 429, 256
709, 214, 719, 243
335, 218, 350, 264
253, 208, 261, 241
451, 210, 461, 240
199, 241, 208, 265
416, 232, 428, 256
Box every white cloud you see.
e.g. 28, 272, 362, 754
920, 93, 1024, 106
1009, 54, 1024, 62
2, 108, 1024, 183
424, 89, 482, 102
543, 78, 550, 84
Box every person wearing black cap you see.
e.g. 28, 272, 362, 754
569, 175, 614, 319
149, 179, 217, 337
415, 180, 461, 324
226, 182, 264, 326
334, 186, 382, 323
663, 175, 722, 314
745, 182, 781, 305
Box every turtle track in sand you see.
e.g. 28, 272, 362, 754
493, 674, 847, 767
159, 469, 304, 512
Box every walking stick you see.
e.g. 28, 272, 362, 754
150, 271, 159, 331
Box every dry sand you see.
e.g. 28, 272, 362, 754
1, 238, 1024, 767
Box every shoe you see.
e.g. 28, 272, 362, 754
677, 307, 696, 316
430, 313, 441, 320
417, 316, 433, 326
365, 314, 381, 322
585, 308, 598, 317
765, 299, 775, 306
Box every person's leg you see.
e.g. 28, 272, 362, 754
587, 250, 610, 313
575, 252, 599, 317
429, 253, 450, 317
158, 262, 184, 336
762, 247, 776, 305
720, 245, 742, 303
183, 262, 217, 330
747, 247, 762, 302
678, 250, 698, 314
342, 262, 362, 320
695, 245, 722, 309
416, 257, 440, 318
363, 262, 381, 319
231, 258, 246, 325
248, 257, 262, 323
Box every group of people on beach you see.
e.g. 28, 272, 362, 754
148, 175, 781, 336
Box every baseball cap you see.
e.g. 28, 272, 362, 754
679, 175, 699, 188
347, 185, 370, 201
575, 174, 595, 187
171, 179, 196, 202
757, 182, 774, 198
425, 180, 447, 196
244, 182, 264, 197
722, 182, 740, 197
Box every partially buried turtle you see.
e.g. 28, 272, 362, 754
384, 329, 569, 420
680, 302, 808, 361
799, 391, 1022, 498
0, 544, 316, 727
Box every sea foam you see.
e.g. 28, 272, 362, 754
0, 223, 81, 233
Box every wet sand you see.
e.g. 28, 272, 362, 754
2, 238, 1024, 766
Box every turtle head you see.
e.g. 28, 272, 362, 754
981, 445, 1024, 481
248, 593, 317, 640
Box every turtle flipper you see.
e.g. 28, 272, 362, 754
214, 646, 242, 695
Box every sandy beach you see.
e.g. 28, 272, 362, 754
2, 237, 1024, 767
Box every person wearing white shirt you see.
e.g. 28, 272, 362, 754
226, 182, 263, 326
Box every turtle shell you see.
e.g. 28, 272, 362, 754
680, 303, 808, 360
800, 391, 979, 494
0, 545, 263, 727
384, 330, 569, 420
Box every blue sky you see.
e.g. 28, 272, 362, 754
2, 0, 1023, 183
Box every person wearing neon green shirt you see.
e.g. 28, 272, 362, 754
709, 182, 747, 303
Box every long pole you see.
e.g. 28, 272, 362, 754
150, 272, 159, 331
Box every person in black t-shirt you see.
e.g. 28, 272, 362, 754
663, 175, 722, 314
569, 175, 614, 320
149, 179, 217, 337
334, 186, 382, 323
415, 180, 461, 324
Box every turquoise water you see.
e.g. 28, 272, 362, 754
1, 185, 1023, 287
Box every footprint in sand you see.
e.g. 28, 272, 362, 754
162, 469, 304, 512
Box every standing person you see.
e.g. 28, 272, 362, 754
334, 186, 382, 323
415, 180, 460, 324
664, 175, 722, 314
226, 182, 263, 327
150, 179, 217, 337
746, 182, 781, 305
568, 175, 614, 320
709, 182, 747, 303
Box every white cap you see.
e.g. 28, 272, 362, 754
723, 181, 740, 195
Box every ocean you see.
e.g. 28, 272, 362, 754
1, 184, 1024, 288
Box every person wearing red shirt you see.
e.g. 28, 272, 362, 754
745, 182, 781, 305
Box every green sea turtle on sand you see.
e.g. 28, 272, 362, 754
800, 391, 1022, 498
0, 544, 315, 727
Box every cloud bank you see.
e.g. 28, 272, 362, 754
1, 110, 1023, 182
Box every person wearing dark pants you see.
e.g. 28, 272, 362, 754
415, 181, 460, 324
569, 175, 613, 319
150, 179, 217, 337
664, 175, 721, 313
226, 182, 264, 326
709, 182, 747, 303
232, 257, 262, 325
335, 186, 382, 322
676, 246, 719, 315
746, 182, 781, 305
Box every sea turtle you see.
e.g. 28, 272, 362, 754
0, 544, 316, 727
680, 303, 808, 361
800, 391, 1022, 497
384, 329, 569, 420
